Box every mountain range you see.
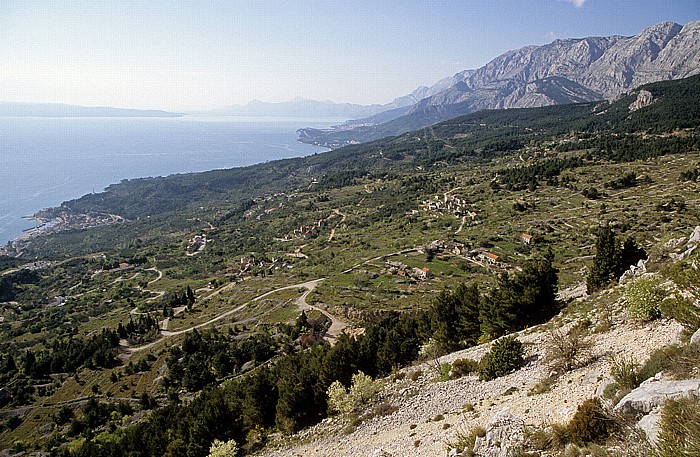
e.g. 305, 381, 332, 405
210, 98, 387, 119
298, 20, 700, 147
0, 102, 183, 118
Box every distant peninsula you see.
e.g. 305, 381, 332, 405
0, 102, 185, 118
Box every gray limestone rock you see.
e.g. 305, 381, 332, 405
613, 379, 700, 415
689, 226, 700, 244
472, 410, 525, 457
690, 327, 700, 347
595, 376, 616, 399
637, 408, 663, 446
629, 90, 654, 111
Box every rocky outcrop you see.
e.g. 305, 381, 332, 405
472, 410, 525, 457
637, 408, 663, 446
613, 378, 700, 415
690, 327, 700, 347
629, 90, 654, 111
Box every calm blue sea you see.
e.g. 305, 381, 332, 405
0, 116, 334, 245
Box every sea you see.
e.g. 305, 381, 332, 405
0, 116, 335, 245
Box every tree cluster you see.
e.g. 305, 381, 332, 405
430, 250, 560, 352
587, 226, 647, 293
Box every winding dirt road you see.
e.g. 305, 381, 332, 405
125, 277, 350, 352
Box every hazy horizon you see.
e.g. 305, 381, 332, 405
1, 1, 698, 112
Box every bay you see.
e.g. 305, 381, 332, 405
0, 116, 334, 245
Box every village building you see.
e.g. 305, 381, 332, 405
519, 233, 533, 244
484, 252, 500, 264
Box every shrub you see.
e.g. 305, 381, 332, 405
326, 381, 353, 415
438, 363, 452, 382
207, 438, 238, 457
479, 337, 524, 381
327, 371, 380, 415
451, 358, 479, 378
659, 295, 700, 330
348, 371, 378, 406
369, 400, 398, 418
449, 425, 486, 456
410, 369, 422, 382
624, 277, 665, 320
545, 322, 592, 372
657, 396, 700, 457
528, 375, 556, 396
567, 398, 615, 445
609, 353, 640, 391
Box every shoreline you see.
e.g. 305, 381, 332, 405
1, 210, 126, 257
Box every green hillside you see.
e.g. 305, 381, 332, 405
0, 75, 698, 456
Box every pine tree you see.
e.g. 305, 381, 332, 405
5, 354, 16, 372
430, 289, 462, 353
480, 250, 559, 338
186, 285, 196, 306
454, 283, 481, 347
479, 273, 518, 339
587, 225, 620, 293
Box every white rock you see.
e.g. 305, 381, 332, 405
595, 376, 616, 398
614, 379, 700, 415
637, 408, 663, 446
472, 409, 525, 457
689, 226, 700, 244
690, 327, 700, 347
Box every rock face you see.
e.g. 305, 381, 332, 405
613, 379, 700, 415
304, 21, 700, 146
472, 410, 525, 457
629, 90, 654, 112
410, 20, 699, 113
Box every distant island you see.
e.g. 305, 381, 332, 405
0, 102, 185, 117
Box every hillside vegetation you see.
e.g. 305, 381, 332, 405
0, 76, 698, 457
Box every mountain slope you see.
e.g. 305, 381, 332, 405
300, 20, 700, 147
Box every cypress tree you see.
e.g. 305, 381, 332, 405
587, 225, 621, 293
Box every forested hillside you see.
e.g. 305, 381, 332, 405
0, 75, 698, 456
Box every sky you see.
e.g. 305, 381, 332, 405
0, 1, 697, 111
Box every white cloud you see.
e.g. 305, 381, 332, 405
568, 0, 586, 7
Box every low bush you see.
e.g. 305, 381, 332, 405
479, 337, 524, 381
567, 398, 616, 446
451, 358, 479, 378
449, 425, 486, 456
624, 277, 665, 320
609, 353, 640, 391
657, 396, 700, 457
326, 371, 379, 414
545, 322, 592, 372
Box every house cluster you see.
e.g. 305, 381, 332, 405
384, 261, 431, 281
418, 239, 508, 268
228, 255, 293, 277
421, 194, 479, 221
292, 222, 324, 240
187, 234, 207, 252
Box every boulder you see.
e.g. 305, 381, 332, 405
613, 379, 700, 415
689, 226, 700, 244
690, 327, 700, 347
595, 376, 616, 399
472, 410, 525, 457
637, 408, 663, 446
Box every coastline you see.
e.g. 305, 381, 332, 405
1, 209, 125, 257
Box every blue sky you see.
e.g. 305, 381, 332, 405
0, 1, 697, 110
